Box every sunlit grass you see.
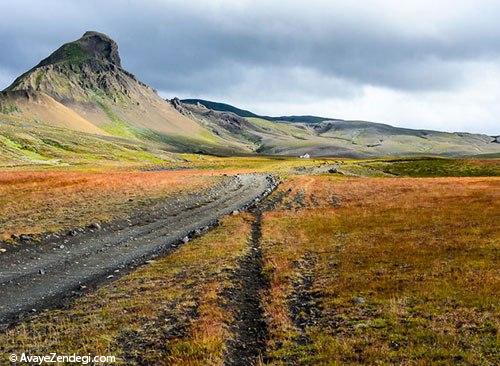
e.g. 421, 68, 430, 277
1, 155, 499, 364
261, 176, 499, 364
358, 157, 500, 177
0, 169, 220, 240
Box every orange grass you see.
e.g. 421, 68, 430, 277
0, 169, 220, 240
261, 176, 499, 364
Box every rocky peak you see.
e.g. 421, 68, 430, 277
36, 31, 121, 69
171, 97, 182, 108
169, 97, 193, 117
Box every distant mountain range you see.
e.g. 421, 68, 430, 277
181, 99, 332, 124
175, 99, 500, 157
0, 31, 498, 166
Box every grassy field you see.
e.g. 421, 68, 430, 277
1, 165, 498, 364
0, 157, 498, 364
357, 157, 500, 177
0, 117, 176, 168
260, 176, 499, 364
0, 169, 220, 241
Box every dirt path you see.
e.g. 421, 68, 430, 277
223, 188, 290, 365
224, 209, 268, 366
0, 174, 277, 327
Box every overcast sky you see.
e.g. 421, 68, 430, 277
1, 0, 499, 134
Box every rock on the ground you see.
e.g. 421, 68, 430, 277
353, 296, 366, 305
19, 234, 31, 242
89, 222, 101, 230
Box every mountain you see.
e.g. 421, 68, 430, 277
181, 99, 260, 119
180, 99, 500, 157
177, 100, 499, 157
181, 98, 333, 124
1, 31, 499, 166
1, 31, 248, 157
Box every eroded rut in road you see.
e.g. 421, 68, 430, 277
223, 187, 289, 366
224, 209, 268, 366
0, 174, 278, 327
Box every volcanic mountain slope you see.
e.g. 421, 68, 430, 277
1, 31, 249, 155
182, 99, 332, 123
176, 101, 335, 154
182, 99, 500, 157
1, 31, 499, 161
0, 89, 106, 135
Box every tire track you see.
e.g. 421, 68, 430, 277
224, 209, 268, 366
223, 188, 288, 366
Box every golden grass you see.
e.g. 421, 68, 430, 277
0, 169, 220, 240
0, 214, 253, 365
261, 176, 499, 364
1, 164, 499, 364
3, 156, 496, 242
178, 154, 336, 174
0, 155, 340, 241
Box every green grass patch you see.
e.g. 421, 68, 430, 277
360, 157, 500, 177
92, 95, 139, 139
63, 42, 90, 64
0, 119, 174, 168
0, 134, 49, 162
0, 104, 21, 115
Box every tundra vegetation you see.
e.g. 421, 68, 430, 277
0, 156, 498, 365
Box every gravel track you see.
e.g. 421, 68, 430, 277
0, 173, 277, 327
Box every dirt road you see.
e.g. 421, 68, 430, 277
0, 174, 277, 327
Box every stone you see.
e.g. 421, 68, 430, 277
353, 296, 366, 305
89, 222, 101, 230
19, 234, 31, 242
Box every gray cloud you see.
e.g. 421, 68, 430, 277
0, 0, 499, 133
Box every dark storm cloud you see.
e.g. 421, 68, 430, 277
1, 0, 500, 94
